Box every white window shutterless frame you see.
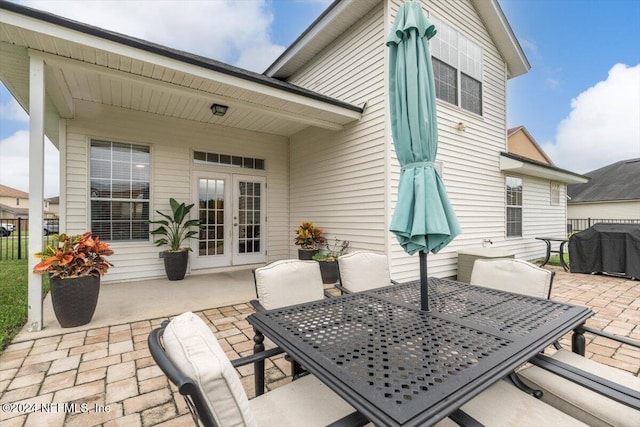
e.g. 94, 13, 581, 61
190, 172, 266, 269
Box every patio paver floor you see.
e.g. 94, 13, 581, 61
1, 267, 638, 426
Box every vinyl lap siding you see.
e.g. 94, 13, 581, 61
288, 3, 388, 253
64, 100, 289, 282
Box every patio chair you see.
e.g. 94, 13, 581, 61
517, 332, 640, 427
469, 258, 554, 299
148, 312, 368, 427
252, 259, 326, 311
470, 258, 640, 426
251, 259, 326, 389
337, 251, 396, 294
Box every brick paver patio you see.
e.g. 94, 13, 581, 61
1, 267, 638, 426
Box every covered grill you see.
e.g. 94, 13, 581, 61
569, 223, 640, 279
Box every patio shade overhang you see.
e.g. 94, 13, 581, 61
0, 1, 363, 145
500, 152, 589, 185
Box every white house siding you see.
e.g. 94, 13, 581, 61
502, 176, 567, 261
568, 201, 640, 221
288, 3, 388, 253
63, 100, 289, 282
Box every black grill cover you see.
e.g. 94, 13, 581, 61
569, 223, 640, 278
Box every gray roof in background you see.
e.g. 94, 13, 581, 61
568, 158, 640, 203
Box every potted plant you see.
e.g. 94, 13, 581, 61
149, 198, 200, 281
313, 238, 349, 284
294, 222, 326, 260
33, 232, 113, 328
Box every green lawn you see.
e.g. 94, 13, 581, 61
543, 253, 570, 267
0, 260, 49, 353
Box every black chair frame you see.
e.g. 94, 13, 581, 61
148, 321, 284, 427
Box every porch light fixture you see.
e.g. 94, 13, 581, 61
211, 103, 228, 117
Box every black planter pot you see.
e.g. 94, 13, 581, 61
298, 248, 319, 260
164, 250, 189, 281
318, 260, 340, 284
49, 275, 100, 328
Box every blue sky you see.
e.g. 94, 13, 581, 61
1, 0, 639, 197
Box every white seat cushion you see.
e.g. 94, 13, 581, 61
254, 260, 325, 310
518, 349, 640, 427
470, 258, 552, 299
434, 380, 587, 426
250, 374, 359, 427
338, 251, 392, 292
162, 312, 257, 427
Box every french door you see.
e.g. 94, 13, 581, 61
190, 172, 266, 269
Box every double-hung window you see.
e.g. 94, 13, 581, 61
430, 16, 483, 115
506, 176, 523, 237
90, 140, 150, 241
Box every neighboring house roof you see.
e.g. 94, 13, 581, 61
265, 0, 530, 79
499, 152, 589, 185
567, 158, 640, 203
0, 184, 29, 199
507, 125, 554, 165
47, 196, 60, 204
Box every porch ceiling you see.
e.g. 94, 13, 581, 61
0, 6, 362, 141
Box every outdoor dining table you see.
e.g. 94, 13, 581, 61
536, 236, 570, 271
247, 277, 593, 427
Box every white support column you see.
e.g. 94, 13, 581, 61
27, 55, 45, 332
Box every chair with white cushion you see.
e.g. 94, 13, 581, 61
251, 259, 326, 391
470, 258, 640, 426
149, 312, 368, 427
337, 251, 395, 293
517, 333, 640, 427
470, 258, 554, 299
252, 259, 325, 310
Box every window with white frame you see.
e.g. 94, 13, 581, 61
550, 182, 560, 205
506, 176, 523, 237
90, 140, 150, 241
430, 16, 483, 115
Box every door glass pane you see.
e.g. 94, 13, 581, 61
237, 180, 261, 254
198, 178, 225, 256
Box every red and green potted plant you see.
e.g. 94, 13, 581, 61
33, 232, 114, 327
294, 222, 326, 260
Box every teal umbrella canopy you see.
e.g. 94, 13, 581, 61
387, 1, 461, 257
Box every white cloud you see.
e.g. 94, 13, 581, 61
0, 130, 59, 198
19, 0, 285, 72
0, 97, 28, 122
519, 38, 539, 58
541, 63, 640, 173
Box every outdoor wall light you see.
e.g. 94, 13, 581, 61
211, 103, 228, 117
456, 122, 467, 131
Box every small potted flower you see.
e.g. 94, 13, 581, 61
149, 198, 200, 281
33, 232, 114, 328
294, 222, 326, 260
312, 238, 349, 284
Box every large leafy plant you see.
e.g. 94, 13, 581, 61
149, 198, 200, 251
294, 221, 326, 250
33, 232, 114, 279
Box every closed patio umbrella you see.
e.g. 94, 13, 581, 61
387, 1, 461, 310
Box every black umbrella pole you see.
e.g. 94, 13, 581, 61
420, 250, 429, 311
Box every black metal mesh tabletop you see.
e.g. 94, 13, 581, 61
247, 278, 592, 427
